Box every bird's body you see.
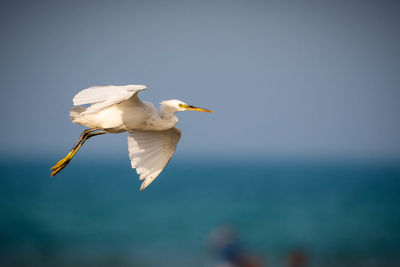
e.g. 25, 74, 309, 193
51, 84, 212, 190
71, 99, 177, 132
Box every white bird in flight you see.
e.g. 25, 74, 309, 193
50, 84, 212, 190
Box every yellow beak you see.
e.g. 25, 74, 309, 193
183, 104, 213, 113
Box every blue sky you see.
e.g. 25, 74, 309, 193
1, 0, 399, 160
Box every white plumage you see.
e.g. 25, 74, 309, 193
51, 84, 212, 190
73, 84, 147, 105
128, 128, 181, 191
73, 85, 147, 115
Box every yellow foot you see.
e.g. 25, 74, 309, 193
50, 153, 73, 177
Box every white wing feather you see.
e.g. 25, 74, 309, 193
127, 128, 181, 190
73, 84, 147, 114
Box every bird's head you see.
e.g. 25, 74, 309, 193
161, 99, 213, 113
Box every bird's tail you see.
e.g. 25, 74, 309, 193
50, 129, 106, 177
69, 106, 86, 122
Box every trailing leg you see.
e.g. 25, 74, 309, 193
50, 129, 106, 177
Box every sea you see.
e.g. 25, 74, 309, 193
0, 156, 399, 267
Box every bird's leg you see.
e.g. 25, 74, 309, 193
50, 128, 106, 177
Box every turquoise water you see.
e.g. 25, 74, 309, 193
0, 157, 399, 266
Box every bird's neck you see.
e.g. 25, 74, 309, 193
159, 105, 178, 125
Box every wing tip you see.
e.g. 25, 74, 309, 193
140, 182, 149, 191
128, 84, 147, 90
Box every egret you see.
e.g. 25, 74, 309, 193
50, 84, 212, 190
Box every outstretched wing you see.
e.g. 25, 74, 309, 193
73, 84, 147, 114
127, 128, 181, 191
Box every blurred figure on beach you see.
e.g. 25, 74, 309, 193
286, 248, 309, 267
208, 225, 266, 267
